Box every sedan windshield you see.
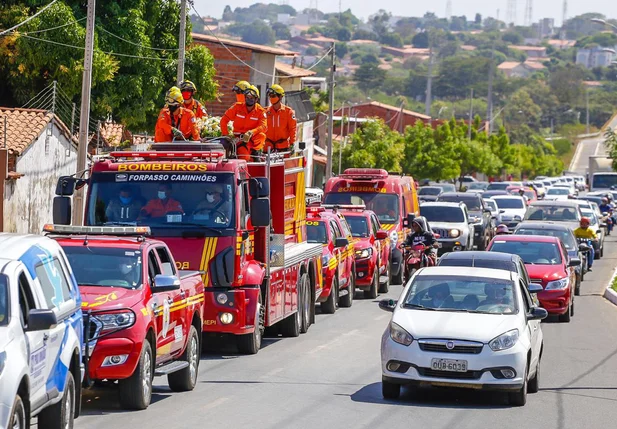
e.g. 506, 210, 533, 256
468, 182, 488, 190
344, 216, 369, 237
324, 193, 399, 224
420, 206, 465, 223
418, 187, 442, 196
487, 183, 510, 190
484, 200, 497, 211
307, 221, 328, 244
490, 241, 562, 265
63, 246, 143, 289
547, 188, 569, 195
0, 274, 8, 325
514, 228, 576, 250
524, 206, 580, 221
493, 198, 524, 209
438, 195, 481, 210
403, 275, 517, 314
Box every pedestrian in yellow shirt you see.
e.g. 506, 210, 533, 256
573, 217, 597, 271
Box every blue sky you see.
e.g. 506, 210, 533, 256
194, 0, 614, 26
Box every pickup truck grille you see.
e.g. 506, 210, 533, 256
418, 340, 483, 354
432, 228, 451, 239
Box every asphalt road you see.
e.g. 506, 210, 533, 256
569, 114, 616, 174
74, 238, 617, 429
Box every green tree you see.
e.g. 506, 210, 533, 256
549, 65, 586, 105
381, 32, 403, 48
335, 42, 348, 59
338, 119, 404, 172
412, 32, 429, 48
354, 63, 386, 96
272, 22, 291, 40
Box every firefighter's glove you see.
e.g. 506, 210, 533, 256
172, 127, 184, 138
242, 130, 253, 143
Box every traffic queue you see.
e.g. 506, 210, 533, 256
378, 174, 610, 406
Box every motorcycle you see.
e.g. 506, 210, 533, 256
576, 238, 593, 274
401, 244, 436, 283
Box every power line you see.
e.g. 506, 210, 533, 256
20, 17, 86, 35
97, 26, 179, 51
0, 0, 59, 36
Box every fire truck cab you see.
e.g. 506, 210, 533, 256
52, 142, 322, 355
323, 169, 419, 285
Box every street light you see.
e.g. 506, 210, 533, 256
591, 18, 617, 32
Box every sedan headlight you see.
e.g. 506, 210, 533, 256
489, 329, 519, 351
389, 322, 413, 346
94, 311, 136, 332
513, 215, 522, 221
389, 230, 399, 243
449, 229, 460, 238
355, 248, 373, 259
546, 277, 569, 290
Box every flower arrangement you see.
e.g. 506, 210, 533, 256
197, 116, 233, 138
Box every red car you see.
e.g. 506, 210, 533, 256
46, 225, 205, 410
487, 235, 579, 322
337, 206, 390, 297
306, 206, 356, 313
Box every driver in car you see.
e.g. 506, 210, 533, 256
193, 183, 231, 223
105, 186, 143, 222
480, 283, 512, 308
140, 184, 184, 218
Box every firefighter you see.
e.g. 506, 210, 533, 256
180, 80, 208, 119
220, 85, 267, 161
155, 86, 199, 142
265, 84, 297, 154
232, 80, 251, 103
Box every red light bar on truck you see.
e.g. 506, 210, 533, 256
43, 224, 151, 236
340, 168, 388, 180
307, 206, 326, 214
109, 151, 223, 160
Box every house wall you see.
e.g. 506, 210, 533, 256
250, 52, 276, 106
277, 76, 303, 93
4, 125, 77, 233
346, 105, 430, 131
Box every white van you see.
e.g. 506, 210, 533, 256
0, 234, 83, 429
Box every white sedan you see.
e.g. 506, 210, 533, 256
380, 266, 547, 406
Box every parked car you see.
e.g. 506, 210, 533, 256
417, 186, 443, 202
513, 222, 585, 295
487, 235, 579, 322
379, 266, 546, 406
0, 234, 84, 429
492, 195, 527, 229
420, 202, 474, 255
436, 192, 494, 250
339, 206, 391, 295
306, 206, 356, 310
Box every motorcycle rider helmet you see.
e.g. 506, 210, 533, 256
580, 217, 591, 227
495, 224, 510, 235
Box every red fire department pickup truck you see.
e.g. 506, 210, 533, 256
52, 142, 322, 355
44, 224, 205, 410
306, 206, 355, 312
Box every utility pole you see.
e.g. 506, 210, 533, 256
177, 0, 188, 84
73, 0, 96, 226
425, 41, 434, 117
586, 88, 590, 134
486, 41, 496, 134
325, 43, 336, 181
468, 88, 474, 142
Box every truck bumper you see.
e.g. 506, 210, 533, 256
355, 259, 376, 288
88, 337, 140, 381
203, 287, 260, 335
390, 247, 402, 277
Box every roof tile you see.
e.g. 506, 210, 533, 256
0, 108, 52, 155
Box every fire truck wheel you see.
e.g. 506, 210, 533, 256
299, 273, 312, 334
237, 293, 264, 354
364, 270, 379, 299
379, 261, 389, 294
168, 325, 200, 391
321, 277, 338, 314
119, 341, 153, 410
339, 270, 354, 308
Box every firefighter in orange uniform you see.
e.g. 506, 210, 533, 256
265, 84, 297, 154
154, 86, 199, 142
232, 80, 251, 103
180, 80, 208, 119
220, 85, 267, 161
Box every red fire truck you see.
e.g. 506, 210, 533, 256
53, 142, 323, 355
323, 169, 420, 285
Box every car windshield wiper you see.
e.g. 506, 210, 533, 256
403, 303, 437, 311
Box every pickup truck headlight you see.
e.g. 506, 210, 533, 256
546, 278, 569, 290
94, 311, 136, 332
355, 248, 373, 259
449, 229, 461, 238
513, 215, 522, 221
390, 322, 413, 346
489, 329, 519, 351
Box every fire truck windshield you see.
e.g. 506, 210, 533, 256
86, 172, 235, 230
323, 192, 399, 224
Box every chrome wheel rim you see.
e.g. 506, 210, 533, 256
63, 386, 72, 429
189, 335, 198, 384
142, 348, 152, 399
12, 402, 23, 429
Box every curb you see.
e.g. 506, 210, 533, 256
603, 267, 617, 307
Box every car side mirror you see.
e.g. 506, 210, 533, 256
26, 309, 58, 332
250, 198, 270, 227
527, 306, 548, 321
378, 299, 397, 312
528, 283, 543, 294
376, 230, 388, 240
334, 237, 349, 248
568, 258, 581, 267
484, 209, 492, 214
403, 214, 415, 228
499, 209, 505, 213
152, 274, 181, 292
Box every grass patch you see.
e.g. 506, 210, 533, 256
612, 274, 617, 293
559, 140, 578, 170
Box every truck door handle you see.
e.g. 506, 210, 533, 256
179, 290, 186, 298
167, 298, 174, 305
43, 333, 49, 342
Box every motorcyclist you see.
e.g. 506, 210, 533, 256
180, 80, 208, 119
518, 188, 529, 203
220, 85, 267, 161
154, 86, 199, 142
403, 218, 438, 252
265, 84, 297, 154
232, 80, 251, 103
599, 197, 614, 234
495, 224, 510, 235
574, 217, 598, 271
